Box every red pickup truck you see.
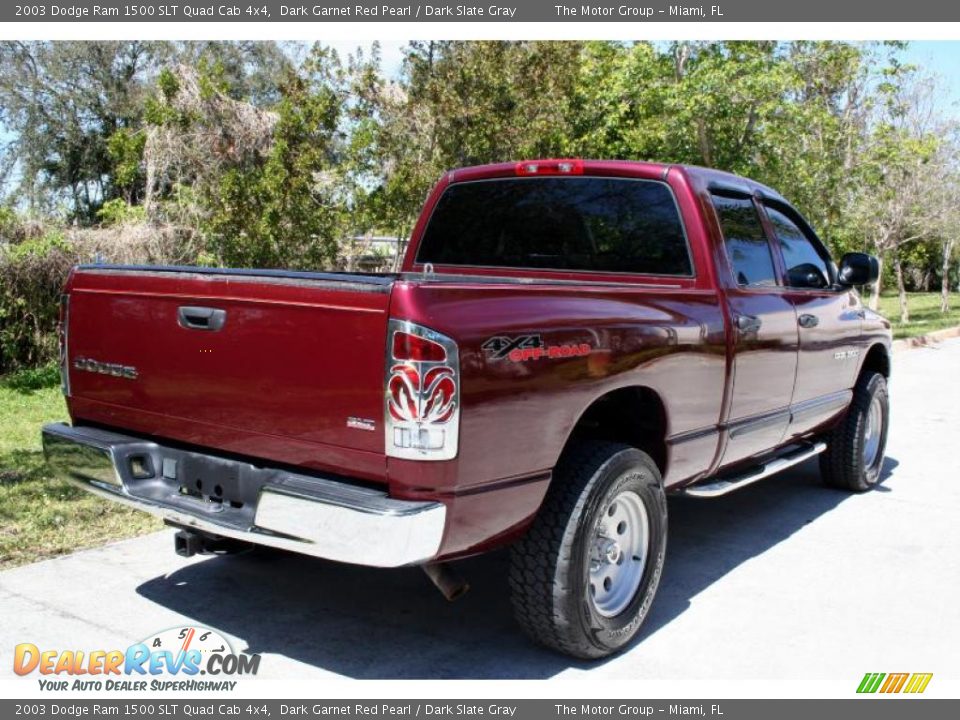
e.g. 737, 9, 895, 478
43, 159, 891, 659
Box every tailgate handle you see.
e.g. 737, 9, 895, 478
178, 306, 226, 331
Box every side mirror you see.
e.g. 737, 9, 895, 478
837, 252, 880, 287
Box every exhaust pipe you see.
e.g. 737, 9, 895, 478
422, 562, 470, 601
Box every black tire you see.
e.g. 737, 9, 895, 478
820, 371, 889, 492
508, 441, 667, 659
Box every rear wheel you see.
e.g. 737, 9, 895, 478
508, 441, 667, 659
820, 371, 889, 492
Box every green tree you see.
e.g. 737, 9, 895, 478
201, 46, 350, 269
174, 41, 294, 107
365, 41, 582, 238
0, 41, 173, 221
849, 70, 953, 312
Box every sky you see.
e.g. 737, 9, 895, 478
900, 41, 960, 117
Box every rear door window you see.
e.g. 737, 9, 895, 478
416, 177, 693, 276
712, 194, 778, 288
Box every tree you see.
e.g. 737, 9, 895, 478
763, 41, 879, 250
174, 41, 294, 107
936, 134, 960, 312
2, 39, 957, 290
0, 41, 173, 221
141, 62, 279, 226
364, 41, 582, 239
565, 41, 885, 253
200, 45, 352, 269
0, 41, 294, 224
850, 70, 956, 314
942, 232, 960, 312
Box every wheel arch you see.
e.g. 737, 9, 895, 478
860, 342, 891, 381
557, 386, 669, 480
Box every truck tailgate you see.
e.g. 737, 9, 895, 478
64, 266, 393, 480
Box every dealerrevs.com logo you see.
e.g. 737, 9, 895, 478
14, 626, 260, 691
857, 672, 933, 694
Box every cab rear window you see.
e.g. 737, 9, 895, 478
415, 177, 693, 276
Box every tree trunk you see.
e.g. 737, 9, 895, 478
868, 280, 881, 310
868, 256, 882, 311
943, 238, 955, 313
695, 119, 713, 167
673, 42, 690, 82
894, 252, 909, 324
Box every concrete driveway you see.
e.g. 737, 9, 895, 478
2, 339, 958, 680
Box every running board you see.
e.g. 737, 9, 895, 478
680, 442, 827, 498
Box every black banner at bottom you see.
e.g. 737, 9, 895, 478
2, 700, 956, 720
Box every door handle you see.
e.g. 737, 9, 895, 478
798, 314, 819, 329
735, 314, 762, 333
177, 306, 227, 331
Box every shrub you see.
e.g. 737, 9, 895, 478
2, 362, 60, 392
0, 216, 201, 373
0, 206, 16, 239
97, 199, 147, 226
0, 231, 76, 372
201, 75, 347, 270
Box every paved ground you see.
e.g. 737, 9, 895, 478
2, 339, 959, 680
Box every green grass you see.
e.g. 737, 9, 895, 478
0, 368, 161, 570
875, 292, 960, 340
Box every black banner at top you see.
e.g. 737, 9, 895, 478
4, 0, 960, 23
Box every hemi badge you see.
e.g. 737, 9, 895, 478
347, 417, 376, 432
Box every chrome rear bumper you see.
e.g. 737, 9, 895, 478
41, 423, 446, 567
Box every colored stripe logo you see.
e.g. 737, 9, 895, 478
857, 672, 933, 694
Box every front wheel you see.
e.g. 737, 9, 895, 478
508, 441, 667, 659
820, 370, 889, 492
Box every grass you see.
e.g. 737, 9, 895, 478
0, 366, 161, 570
876, 292, 960, 340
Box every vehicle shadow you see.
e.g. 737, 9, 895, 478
635, 454, 898, 644
135, 455, 899, 679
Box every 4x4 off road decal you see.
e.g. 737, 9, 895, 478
482, 335, 591, 363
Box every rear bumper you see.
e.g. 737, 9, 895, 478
41, 423, 446, 567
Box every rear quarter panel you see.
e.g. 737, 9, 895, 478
389, 281, 727, 557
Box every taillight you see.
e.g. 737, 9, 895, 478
385, 319, 460, 461
515, 159, 584, 176
392, 331, 447, 363
58, 294, 70, 396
